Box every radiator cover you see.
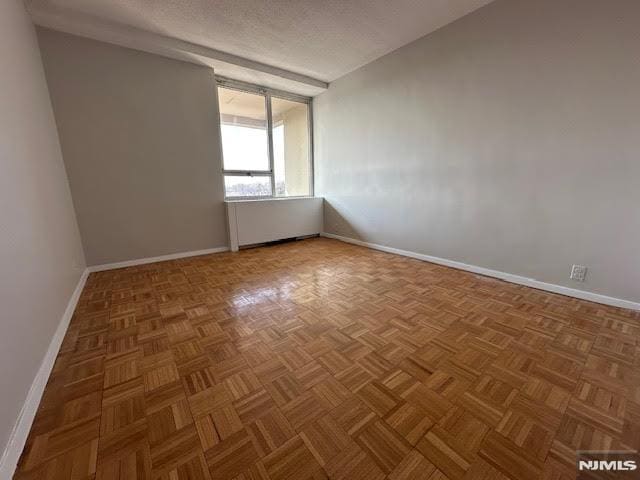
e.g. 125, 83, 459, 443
225, 197, 323, 251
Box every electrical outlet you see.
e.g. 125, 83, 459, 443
570, 264, 587, 282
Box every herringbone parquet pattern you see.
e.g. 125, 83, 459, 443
13, 238, 640, 479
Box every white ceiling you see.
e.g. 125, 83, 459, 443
27, 0, 494, 95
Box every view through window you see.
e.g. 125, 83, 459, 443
217, 84, 311, 198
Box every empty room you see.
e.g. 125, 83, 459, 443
2, 0, 639, 479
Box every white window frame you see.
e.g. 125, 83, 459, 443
216, 76, 314, 199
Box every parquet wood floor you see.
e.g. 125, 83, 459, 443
13, 237, 640, 480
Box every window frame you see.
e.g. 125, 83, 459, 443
216, 76, 314, 200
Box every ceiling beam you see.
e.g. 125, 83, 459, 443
28, 3, 329, 93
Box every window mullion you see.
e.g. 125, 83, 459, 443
307, 101, 314, 197
265, 92, 276, 196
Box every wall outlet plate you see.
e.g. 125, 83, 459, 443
570, 264, 587, 282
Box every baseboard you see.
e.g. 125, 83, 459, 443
321, 232, 640, 312
87, 246, 230, 272
0, 268, 90, 479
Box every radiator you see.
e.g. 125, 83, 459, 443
225, 197, 323, 251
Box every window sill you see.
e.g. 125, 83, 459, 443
224, 196, 320, 203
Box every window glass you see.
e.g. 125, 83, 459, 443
217, 83, 312, 198
218, 87, 269, 171
271, 97, 310, 197
223, 175, 272, 197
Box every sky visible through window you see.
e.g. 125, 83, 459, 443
220, 124, 268, 171
221, 123, 286, 196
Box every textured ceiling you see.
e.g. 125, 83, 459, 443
28, 0, 494, 85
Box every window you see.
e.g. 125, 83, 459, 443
217, 79, 312, 198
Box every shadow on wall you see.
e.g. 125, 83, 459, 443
323, 199, 363, 241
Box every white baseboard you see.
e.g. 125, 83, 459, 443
87, 246, 229, 272
321, 232, 640, 312
0, 269, 90, 479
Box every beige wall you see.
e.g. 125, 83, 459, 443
315, 0, 640, 303
282, 104, 311, 196
37, 28, 228, 266
0, 0, 85, 459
